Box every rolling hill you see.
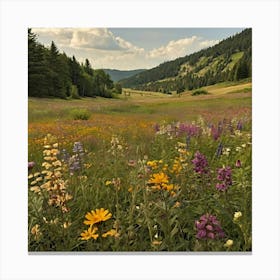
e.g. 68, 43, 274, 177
103, 69, 146, 82
120, 29, 252, 93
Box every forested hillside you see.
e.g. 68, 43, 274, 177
28, 29, 121, 99
120, 29, 252, 93
103, 69, 145, 82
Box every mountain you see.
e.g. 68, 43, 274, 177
103, 69, 146, 82
120, 29, 251, 93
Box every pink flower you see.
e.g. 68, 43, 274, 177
28, 162, 35, 170
235, 160, 241, 168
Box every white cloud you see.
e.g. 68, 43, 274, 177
148, 36, 219, 61
31, 28, 220, 70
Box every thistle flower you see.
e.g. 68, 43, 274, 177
192, 151, 209, 174
195, 214, 225, 240
216, 166, 232, 191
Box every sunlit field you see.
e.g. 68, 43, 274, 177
28, 81, 252, 252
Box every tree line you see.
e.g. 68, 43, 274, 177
28, 29, 122, 99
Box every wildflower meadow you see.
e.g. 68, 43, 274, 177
28, 83, 252, 252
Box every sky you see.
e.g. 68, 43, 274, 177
32, 28, 244, 70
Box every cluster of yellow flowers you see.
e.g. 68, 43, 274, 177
80, 208, 118, 241
29, 134, 72, 213
147, 172, 178, 196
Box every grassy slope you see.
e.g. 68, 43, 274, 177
29, 81, 251, 124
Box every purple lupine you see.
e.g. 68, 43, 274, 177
179, 123, 200, 137
211, 125, 221, 141
192, 151, 209, 174
69, 154, 81, 175
73, 142, 84, 157
195, 214, 225, 240
216, 166, 232, 191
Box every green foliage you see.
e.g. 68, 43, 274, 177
114, 82, 122, 94
28, 29, 114, 99
70, 85, 80, 99
70, 108, 91, 120
191, 89, 209, 96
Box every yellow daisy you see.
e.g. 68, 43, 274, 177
83, 208, 112, 226
80, 226, 99, 240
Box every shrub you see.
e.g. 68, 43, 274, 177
70, 85, 81, 99
191, 89, 209, 96
70, 108, 91, 120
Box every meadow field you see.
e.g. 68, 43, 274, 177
28, 80, 252, 252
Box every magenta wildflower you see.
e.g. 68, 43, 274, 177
216, 166, 232, 191
195, 214, 225, 240
28, 161, 35, 170
192, 151, 209, 174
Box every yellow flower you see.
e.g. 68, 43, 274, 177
148, 172, 169, 185
102, 229, 117, 238
224, 239, 234, 248
31, 224, 42, 240
42, 162, 52, 169
233, 211, 242, 222
52, 160, 62, 167
105, 180, 112, 186
63, 221, 72, 229
80, 226, 99, 240
147, 160, 158, 169
30, 180, 37, 186
173, 201, 181, 208
83, 208, 112, 226
30, 186, 41, 193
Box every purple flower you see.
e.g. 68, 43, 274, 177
211, 125, 222, 141
237, 120, 243, 130
28, 161, 35, 170
216, 166, 232, 191
195, 214, 225, 240
73, 142, 84, 156
179, 123, 200, 137
192, 151, 209, 174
